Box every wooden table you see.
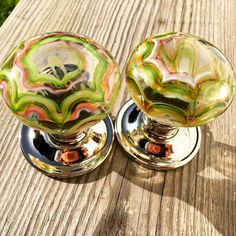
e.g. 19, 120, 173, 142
0, 0, 235, 235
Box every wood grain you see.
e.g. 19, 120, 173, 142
0, 0, 235, 235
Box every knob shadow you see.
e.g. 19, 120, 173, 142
56, 124, 235, 235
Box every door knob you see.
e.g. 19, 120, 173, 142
0, 32, 121, 177
115, 32, 235, 169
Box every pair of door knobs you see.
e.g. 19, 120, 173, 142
0, 32, 235, 178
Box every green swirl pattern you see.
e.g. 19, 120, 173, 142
0, 32, 121, 134
126, 32, 235, 127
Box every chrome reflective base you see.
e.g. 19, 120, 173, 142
115, 100, 201, 170
21, 116, 114, 178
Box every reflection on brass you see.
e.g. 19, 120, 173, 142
29, 155, 59, 173
145, 142, 173, 159
61, 150, 79, 163
93, 132, 103, 143
115, 100, 201, 170
22, 116, 114, 178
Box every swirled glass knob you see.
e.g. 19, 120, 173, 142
115, 32, 235, 169
0, 32, 121, 177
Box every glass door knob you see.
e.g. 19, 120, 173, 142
0, 32, 121, 177
115, 32, 235, 169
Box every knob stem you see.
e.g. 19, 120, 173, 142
48, 129, 91, 149
141, 114, 178, 142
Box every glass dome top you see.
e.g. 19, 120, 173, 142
0, 32, 121, 134
126, 32, 236, 127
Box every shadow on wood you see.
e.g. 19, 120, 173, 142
57, 125, 235, 235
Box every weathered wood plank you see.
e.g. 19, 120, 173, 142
0, 0, 235, 235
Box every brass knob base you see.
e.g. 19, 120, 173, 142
20, 116, 114, 178
115, 100, 201, 170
